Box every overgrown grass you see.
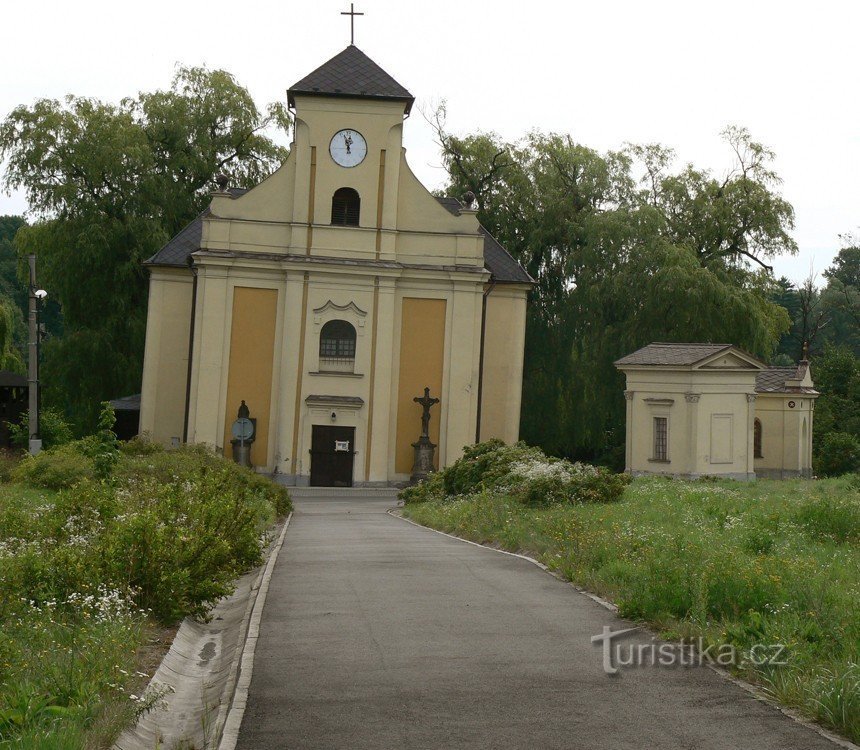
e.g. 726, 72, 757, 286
404, 475, 860, 743
0, 440, 291, 748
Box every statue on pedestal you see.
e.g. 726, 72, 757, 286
410, 387, 439, 484
230, 400, 256, 468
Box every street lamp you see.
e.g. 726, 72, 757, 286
27, 255, 46, 456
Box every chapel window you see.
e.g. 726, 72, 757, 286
653, 417, 668, 461
331, 187, 360, 226
319, 319, 357, 373
754, 418, 763, 458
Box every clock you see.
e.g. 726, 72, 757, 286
329, 129, 367, 167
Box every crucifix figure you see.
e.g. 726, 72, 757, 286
341, 3, 364, 45
414, 386, 440, 439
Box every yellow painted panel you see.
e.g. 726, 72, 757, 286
395, 298, 446, 473
223, 287, 278, 466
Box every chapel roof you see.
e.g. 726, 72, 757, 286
144, 192, 532, 284
287, 45, 414, 114
614, 343, 749, 367
755, 362, 818, 395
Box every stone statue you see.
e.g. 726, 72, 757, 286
410, 386, 439, 484
414, 387, 440, 439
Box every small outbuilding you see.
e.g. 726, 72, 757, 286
615, 343, 817, 480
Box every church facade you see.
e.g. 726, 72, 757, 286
138, 46, 532, 486
616, 343, 817, 480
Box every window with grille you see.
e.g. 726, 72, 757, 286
754, 418, 763, 458
319, 320, 356, 372
653, 417, 668, 461
331, 187, 360, 226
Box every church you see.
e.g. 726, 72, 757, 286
138, 45, 532, 486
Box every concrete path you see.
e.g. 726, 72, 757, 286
235, 492, 844, 750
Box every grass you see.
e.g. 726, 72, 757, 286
0, 442, 290, 749
403, 475, 860, 743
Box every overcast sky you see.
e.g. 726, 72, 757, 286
2, 0, 857, 281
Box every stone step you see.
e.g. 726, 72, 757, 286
287, 486, 401, 499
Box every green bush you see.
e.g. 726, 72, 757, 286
7, 407, 74, 450
3, 444, 292, 623
400, 439, 629, 506
816, 431, 860, 476
399, 470, 446, 504
119, 434, 165, 456
12, 442, 96, 489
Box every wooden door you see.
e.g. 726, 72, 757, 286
310, 425, 356, 487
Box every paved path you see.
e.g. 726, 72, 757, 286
236, 492, 842, 750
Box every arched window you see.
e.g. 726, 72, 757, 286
331, 187, 360, 226
319, 319, 357, 372
754, 418, 763, 459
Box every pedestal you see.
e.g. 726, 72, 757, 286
231, 440, 252, 468
410, 437, 436, 484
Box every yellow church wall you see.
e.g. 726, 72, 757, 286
222, 287, 278, 467
208, 151, 297, 223
365, 278, 397, 482
479, 288, 528, 443
139, 269, 194, 444
394, 297, 447, 474
395, 157, 476, 235
444, 283, 483, 464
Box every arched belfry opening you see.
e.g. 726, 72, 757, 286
331, 187, 360, 226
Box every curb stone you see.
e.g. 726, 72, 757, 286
389, 508, 859, 750
217, 512, 292, 750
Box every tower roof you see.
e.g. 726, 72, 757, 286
287, 45, 414, 113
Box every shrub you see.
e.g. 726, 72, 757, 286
120, 434, 165, 456
816, 431, 860, 476
7, 407, 74, 451
399, 440, 629, 507
400, 470, 446, 504
12, 442, 95, 489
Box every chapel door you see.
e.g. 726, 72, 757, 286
310, 425, 355, 487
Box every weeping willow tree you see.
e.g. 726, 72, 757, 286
432, 116, 793, 465
0, 298, 25, 373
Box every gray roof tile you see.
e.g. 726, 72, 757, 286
145, 189, 246, 266
288, 46, 414, 113
755, 365, 818, 394
615, 343, 736, 367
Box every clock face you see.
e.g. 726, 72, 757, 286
329, 129, 367, 167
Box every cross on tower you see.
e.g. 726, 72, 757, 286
341, 3, 364, 45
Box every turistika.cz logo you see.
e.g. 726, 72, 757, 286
591, 626, 788, 675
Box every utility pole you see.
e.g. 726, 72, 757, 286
27, 254, 41, 456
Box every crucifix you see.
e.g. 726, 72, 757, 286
341, 3, 364, 45
414, 386, 440, 439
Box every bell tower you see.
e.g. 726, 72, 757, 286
287, 46, 414, 244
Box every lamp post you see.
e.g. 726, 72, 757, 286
27, 254, 47, 456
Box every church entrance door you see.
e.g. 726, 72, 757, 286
310, 425, 355, 487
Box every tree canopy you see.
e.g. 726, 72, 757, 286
435, 114, 794, 463
0, 67, 290, 429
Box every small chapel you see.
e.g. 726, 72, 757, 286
138, 44, 532, 486
616, 343, 818, 480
